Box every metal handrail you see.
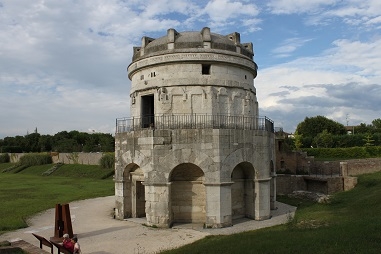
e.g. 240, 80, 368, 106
116, 114, 274, 133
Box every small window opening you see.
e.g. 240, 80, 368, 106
202, 64, 211, 75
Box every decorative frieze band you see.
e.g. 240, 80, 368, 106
128, 52, 256, 76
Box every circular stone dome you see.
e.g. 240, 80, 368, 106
132, 27, 254, 61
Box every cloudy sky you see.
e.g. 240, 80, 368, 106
1, 0, 380, 138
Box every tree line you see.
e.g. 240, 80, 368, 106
286, 116, 381, 149
0, 130, 114, 153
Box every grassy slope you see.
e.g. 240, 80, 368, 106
161, 172, 381, 254
0, 163, 114, 234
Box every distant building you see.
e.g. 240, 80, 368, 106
345, 125, 356, 135
114, 27, 276, 228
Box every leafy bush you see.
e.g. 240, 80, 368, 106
0, 153, 10, 163
301, 133, 381, 148
99, 153, 115, 169
304, 146, 381, 159
19, 153, 52, 166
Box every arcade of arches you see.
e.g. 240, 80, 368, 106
121, 160, 267, 226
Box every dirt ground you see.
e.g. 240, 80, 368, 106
0, 196, 296, 254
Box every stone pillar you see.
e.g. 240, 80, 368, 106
340, 162, 348, 176
114, 179, 132, 220
204, 182, 233, 228
167, 28, 177, 50
254, 178, 271, 220
145, 183, 171, 227
270, 172, 277, 210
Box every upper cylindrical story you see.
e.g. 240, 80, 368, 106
127, 27, 259, 118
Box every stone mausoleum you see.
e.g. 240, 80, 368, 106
114, 27, 276, 228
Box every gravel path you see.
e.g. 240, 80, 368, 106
0, 196, 296, 254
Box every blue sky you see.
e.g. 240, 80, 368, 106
1, 0, 380, 138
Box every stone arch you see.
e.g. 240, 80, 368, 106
121, 150, 151, 175
231, 161, 255, 219
160, 149, 215, 181
221, 147, 257, 179
169, 163, 206, 224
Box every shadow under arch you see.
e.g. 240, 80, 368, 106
169, 163, 206, 225
123, 162, 145, 218
231, 161, 255, 220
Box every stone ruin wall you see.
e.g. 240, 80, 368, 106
8, 152, 103, 165
276, 175, 358, 195
276, 157, 381, 195
276, 147, 381, 176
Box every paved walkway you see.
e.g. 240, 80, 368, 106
0, 196, 296, 254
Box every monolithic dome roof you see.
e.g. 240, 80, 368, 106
132, 27, 254, 62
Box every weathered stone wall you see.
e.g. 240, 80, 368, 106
8, 152, 103, 165
275, 149, 313, 174
345, 158, 381, 175
309, 158, 381, 176
276, 175, 306, 195
310, 161, 340, 175
275, 141, 381, 176
171, 181, 206, 223
115, 128, 275, 227
277, 175, 346, 195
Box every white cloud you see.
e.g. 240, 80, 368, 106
266, 0, 338, 14
271, 37, 313, 57
257, 36, 381, 131
202, 0, 260, 26
0, 0, 380, 137
267, 0, 381, 30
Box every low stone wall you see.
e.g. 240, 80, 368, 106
8, 152, 104, 165
307, 158, 381, 176
277, 174, 357, 195
276, 175, 306, 195
345, 158, 381, 176
310, 161, 340, 175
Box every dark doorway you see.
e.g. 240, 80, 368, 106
141, 94, 154, 128
136, 181, 145, 217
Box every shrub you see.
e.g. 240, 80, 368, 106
0, 153, 10, 163
304, 146, 381, 159
19, 153, 52, 166
99, 153, 115, 169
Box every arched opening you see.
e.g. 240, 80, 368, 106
169, 163, 205, 224
231, 162, 255, 220
123, 164, 145, 218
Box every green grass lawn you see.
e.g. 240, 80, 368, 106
161, 172, 381, 254
0, 163, 114, 235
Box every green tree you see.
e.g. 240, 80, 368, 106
38, 135, 53, 152
296, 115, 346, 139
293, 131, 303, 150
313, 129, 334, 148
24, 132, 41, 152
355, 123, 373, 134
363, 133, 375, 146
372, 118, 381, 133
